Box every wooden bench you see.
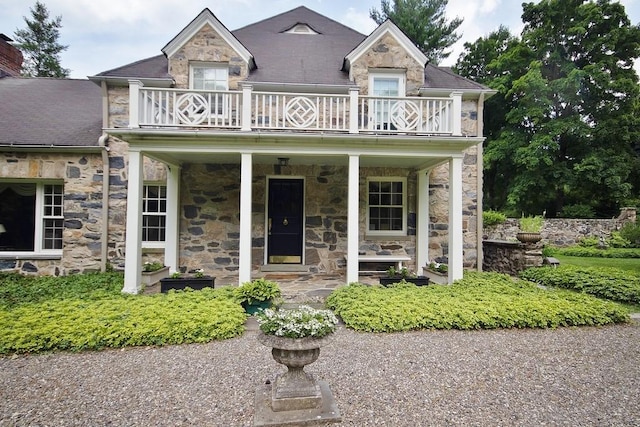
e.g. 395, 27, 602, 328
356, 255, 411, 273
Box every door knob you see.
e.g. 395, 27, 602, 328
283, 217, 289, 226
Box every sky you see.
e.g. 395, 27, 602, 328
1, 0, 639, 79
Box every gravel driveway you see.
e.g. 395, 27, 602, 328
1, 323, 639, 426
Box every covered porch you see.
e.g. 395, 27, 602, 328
112, 130, 479, 293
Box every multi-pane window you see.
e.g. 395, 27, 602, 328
0, 182, 63, 253
142, 185, 166, 243
191, 65, 228, 91
367, 178, 406, 235
369, 72, 405, 130
42, 184, 64, 250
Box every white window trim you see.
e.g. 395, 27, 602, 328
366, 177, 407, 237
142, 183, 167, 249
0, 181, 63, 257
189, 62, 229, 91
368, 70, 406, 96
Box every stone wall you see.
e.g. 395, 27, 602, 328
484, 211, 636, 247
483, 240, 543, 276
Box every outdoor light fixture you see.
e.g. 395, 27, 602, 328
0, 224, 5, 234
277, 157, 290, 167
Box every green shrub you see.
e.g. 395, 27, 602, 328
483, 210, 507, 227
0, 272, 123, 309
0, 287, 246, 354
550, 247, 640, 258
521, 265, 640, 304
578, 236, 600, 247
519, 215, 544, 232
325, 273, 627, 332
607, 231, 631, 248
234, 278, 281, 304
619, 222, 640, 247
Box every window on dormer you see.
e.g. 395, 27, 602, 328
284, 24, 319, 35
190, 64, 228, 91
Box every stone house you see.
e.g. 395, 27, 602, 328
0, 7, 494, 292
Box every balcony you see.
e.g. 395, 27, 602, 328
128, 81, 463, 136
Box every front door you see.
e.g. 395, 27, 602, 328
267, 178, 304, 264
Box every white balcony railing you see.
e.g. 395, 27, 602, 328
128, 80, 462, 136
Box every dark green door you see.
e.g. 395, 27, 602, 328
268, 179, 304, 264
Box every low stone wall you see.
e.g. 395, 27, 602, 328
483, 240, 543, 276
484, 208, 636, 247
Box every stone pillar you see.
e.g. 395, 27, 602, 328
123, 150, 144, 294
347, 154, 360, 284
239, 153, 252, 284
448, 157, 463, 282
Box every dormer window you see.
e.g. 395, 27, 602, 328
190, 63, 228, 91
284, 24, 319, 35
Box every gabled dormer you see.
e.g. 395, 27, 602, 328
162, 8, 255, 89
343, 20, 428, 96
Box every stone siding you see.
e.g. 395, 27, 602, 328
0, 151, 106, 275
168, 24, 249, 90
483, 240, 543, 275
350, 32, 424, 95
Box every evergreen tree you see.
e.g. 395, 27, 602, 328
370, 0, 462, 64
14, 1, 69, 77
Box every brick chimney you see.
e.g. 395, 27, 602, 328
0, 34, 23, 77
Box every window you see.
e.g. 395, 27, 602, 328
369, 72, 406, 130
0, 182, 63, 253
143, 184, 166, 245
190, 64, 228, 91
367, 178, 406, 235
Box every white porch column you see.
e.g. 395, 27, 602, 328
164, 164, 181, 273
239, 153, 253, 285
450, 91, 462, 136
123, 150, 144, 294
416, 168, 430, 270
347, 154, 360, 284
128, 80, 142, 129
448, 157, 464, 283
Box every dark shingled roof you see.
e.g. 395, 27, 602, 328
95, 54, 171, 80
0, 78, 102, 147
90, 7, 489, 92
232, 6, 365, 86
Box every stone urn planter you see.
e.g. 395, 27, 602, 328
516, 232, 542, 244
141, 266, 170, 287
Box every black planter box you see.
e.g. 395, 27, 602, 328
160, 276, 215, 292
379, 276, 430, 286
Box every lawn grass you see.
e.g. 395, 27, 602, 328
552, 254, 640, 272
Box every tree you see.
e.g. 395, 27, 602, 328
456, 0, 640, 217
370, 0, 463, 64
14, 1, 69, 77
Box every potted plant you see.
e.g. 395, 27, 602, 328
255, 305, 340, 415
517, 215, 544, 244
235, 278, 282, 314
159, 268, 215, 292
422, 261, 449, 284
141, 261, 170, 287
380, 266, 430, 286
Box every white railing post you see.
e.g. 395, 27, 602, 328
240, 83, 253, 131
349, 87, 360, 134
450, 91, 462, 136
128, 80, 143, 129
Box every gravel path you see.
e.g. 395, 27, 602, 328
1, 323, 639, 426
